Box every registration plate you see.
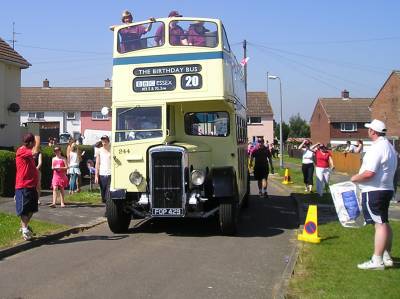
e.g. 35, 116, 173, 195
152, 208, 183, 216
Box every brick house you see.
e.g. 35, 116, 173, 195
310, 90, 373, 146
247, 92, 274, 144
0, 38, 30, 147
20, 79, 112, 144
369, 71, 400, 143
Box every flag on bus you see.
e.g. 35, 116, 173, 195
240, 57, 250, 66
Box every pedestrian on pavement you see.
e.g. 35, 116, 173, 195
95, 135, 111, 203
298, 139, 316, 192
50, 146, 69, 208
313, 143, 334, 197
68, 143, 82, 194
354, 139, 364, 154
32, 143, 43, 204
250, 137, 274, 198
15, 133, 39, 241
351, 119, 397, 270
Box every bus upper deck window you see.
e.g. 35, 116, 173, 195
117, 21, 164, 53
171, 20, 218, 47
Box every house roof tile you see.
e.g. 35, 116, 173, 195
319, 98, 373, 122
0, 38, 30, 68
247, 92, 273, 117
21, 87, 112, 111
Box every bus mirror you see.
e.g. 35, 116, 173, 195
101, 107, 110, 116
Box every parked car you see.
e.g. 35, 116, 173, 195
59, 133, 71, 144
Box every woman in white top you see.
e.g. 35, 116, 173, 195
68, 143, 82, 194
298, 139, 318, 192
95, 135, 111, 203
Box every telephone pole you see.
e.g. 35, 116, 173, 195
243, 39, 247, 94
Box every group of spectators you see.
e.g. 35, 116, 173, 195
14, 133, 111, 241
298, 119, 398, 271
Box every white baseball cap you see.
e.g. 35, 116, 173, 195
365, 119, 386, 133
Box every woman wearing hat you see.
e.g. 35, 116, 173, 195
119, 10, 155, 52
186, 21, 210, 46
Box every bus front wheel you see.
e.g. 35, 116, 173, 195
219, 199, 238, 235
106, 199, 131, 233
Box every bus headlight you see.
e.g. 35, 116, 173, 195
129, 170, 143, 186
191, 170, 205, 186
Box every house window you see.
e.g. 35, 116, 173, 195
28, 112, 44, 119
247, 117, 262, 124
340, 122, 357, 132
66, 112, 76, 120
92, 111, 108, 120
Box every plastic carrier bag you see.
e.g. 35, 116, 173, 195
329, 181, 365, 228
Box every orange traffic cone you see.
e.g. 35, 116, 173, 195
298, 205, 321, 243
282, 168, 293, 184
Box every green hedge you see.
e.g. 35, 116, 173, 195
0, 150, 16, 197
0, 145, 95, 195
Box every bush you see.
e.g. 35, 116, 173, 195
0, 150, 16, 197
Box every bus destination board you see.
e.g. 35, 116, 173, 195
133, 75, 176, 92
133, 64, 202, 76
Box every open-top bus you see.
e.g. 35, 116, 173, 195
106, 16, 248, 234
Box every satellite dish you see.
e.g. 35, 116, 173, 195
101, 107, 109, 116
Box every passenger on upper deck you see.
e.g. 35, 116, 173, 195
155, 10, 187, 46
186, 21, 209, 46
119, 10, 156, 52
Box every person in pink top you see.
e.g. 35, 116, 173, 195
50, 146, 69, 208
314, 143, 335, 197
119, 10, 155, 52
186, 21, 209, 46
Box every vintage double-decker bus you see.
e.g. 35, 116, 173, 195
106, 16, 248, 234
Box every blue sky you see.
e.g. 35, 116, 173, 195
1, 1, 399, 121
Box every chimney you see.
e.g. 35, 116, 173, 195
341, 89, 349, 99
104, 78, 111, 89
42, 78, 50, 89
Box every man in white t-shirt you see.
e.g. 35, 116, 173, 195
351, 119, 397, 270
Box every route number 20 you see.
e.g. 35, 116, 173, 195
181, 74, 202, 90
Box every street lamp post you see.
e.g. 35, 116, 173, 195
268, 75, 283, 169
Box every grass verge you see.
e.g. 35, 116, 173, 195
0, 212, 67, 249
66, 189, 102, 204
288, 220, 400, 299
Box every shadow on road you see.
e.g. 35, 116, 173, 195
48, 234, 129, 245
128, 194, 299, 238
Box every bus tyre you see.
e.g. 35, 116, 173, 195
219, 201, 238, 235
106, 199, 131, 233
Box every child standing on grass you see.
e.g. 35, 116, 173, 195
50, 146, 69, 208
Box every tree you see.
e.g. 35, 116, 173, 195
274, 120, 290, 143
288, 113, 310, 138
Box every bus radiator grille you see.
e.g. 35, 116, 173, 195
151, 152, 183, 209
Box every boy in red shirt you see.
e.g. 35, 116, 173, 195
15, 133, 39, 241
